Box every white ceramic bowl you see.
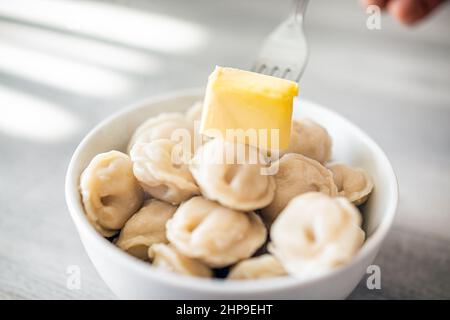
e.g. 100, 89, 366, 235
65, 89, 398, 299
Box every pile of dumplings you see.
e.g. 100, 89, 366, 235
79, 101, 374, 281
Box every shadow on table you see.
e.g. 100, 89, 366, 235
349, 225, 450, 299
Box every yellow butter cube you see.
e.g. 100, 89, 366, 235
200, 66, 298, 151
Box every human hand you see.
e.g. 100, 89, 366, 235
362, 0, 447, 25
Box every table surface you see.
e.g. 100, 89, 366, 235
0, 0, 449, 299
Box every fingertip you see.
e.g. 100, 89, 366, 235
387, 0, 442, 26
387, 0, 418, 25
360, 0, 388, 9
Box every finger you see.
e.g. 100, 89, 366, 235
360, 0, 389, 9
387, 0, 446, 25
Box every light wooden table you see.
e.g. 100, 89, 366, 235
0, 0, 449, 299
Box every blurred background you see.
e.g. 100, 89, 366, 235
0, 0, 449, 299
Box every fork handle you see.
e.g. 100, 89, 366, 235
292, 0, 308, 24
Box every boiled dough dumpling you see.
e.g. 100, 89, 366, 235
116, 199, 177, 260
185, 101, 209, 152
260, 153, 337, 224
80, 151, 144, 237
270, 192, 365, 279
189, 139, 276, 211
166, 196, 267, 268
131, 139, 200, 204
228, 254, 287, 280
287, 119, 332, 164
127, 113, 193, 153
148, 243, 212, 278
185, 101, 203, 123
329, 164, 374, 206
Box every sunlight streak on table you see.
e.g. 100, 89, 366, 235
0, 86, 81, 142
0, 21, 161, 76
0, 42, 135, 97
0, 0, 208, 54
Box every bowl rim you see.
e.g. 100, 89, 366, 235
65, 88, 399, 294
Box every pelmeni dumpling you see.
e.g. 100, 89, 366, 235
148, 243, 212, 278
261, 153, 337, 224
189, 139, 276, 211
127, 113, 193, 153
228, 254, 287, 280
185, 101, 210, 152
80, 151, 144, 237
185, 101, 203, 123
270, 192, 365, 279
130, 139, 200, 205
166, 196, 267, 268
116, 199, 177, 260
329, 164, 374, 206
286, 119, 332, 164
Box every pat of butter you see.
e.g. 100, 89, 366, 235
200, 66, 298, 151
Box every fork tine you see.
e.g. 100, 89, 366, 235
281, 68, 291, 79
257, 64, 267, 74
250, 63, 258, 72
253, 63, 301, 82
253, 64, 298, 82
251, 62, 266, 73
295, 69, 305, 83
269, 66, 279, 76
252, 0, 308, 83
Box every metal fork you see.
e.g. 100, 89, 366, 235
252, 0, 309, 82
